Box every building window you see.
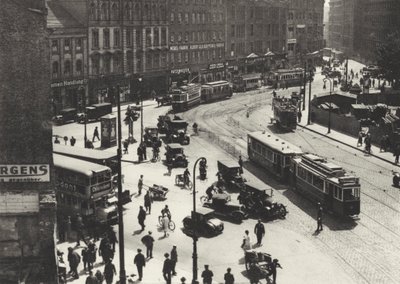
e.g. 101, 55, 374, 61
114, 29, 120, 47
75, 38, 82, 51
177, 52, 182, 63
170, 33, 175, 43
64, 39, 71, 51
250, 24, 254, 36
92, 55, 100, 75
103, 54, 111, 73
178, 33, 182, 42
126, 29, 132, 47
192, 12, 196, 23
104, 29, 110, 48
161, 53, 167, 67
146, 53, 152, 69
154, 53, 160, 68
76, 59, 82, 75
111, 3, 119, 20
161, 28, 167, 45
127, 51, 133, 72
113, 54, 121, 73
89, 2, 97, 20
178, 13, 182, 23
100, 3, 107, 20
136, 29, 142, 48
184, 52, 188, 63
92, 30, 99, 48
171, 12, 174, 23
146, 28, 152, 47
64, 60, 71, 75
51, 40, 59, 52
52, 61, 59, 78
184, 32, 189, 42
185, 13, 189, 24
154, 28, 159, 46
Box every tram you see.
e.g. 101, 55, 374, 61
267, 68, 305, 88
53, 154, 118, 225
53, 144, 118, 175
247, 131, 361, 217
171, 83, 201, 112
201, 80, 232, 103
232, 73, 261, 92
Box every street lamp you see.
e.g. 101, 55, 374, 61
79, 86, 88, 148
191, 157, 207, 284
323, 77, 333, 134
115, 85, 127, 284
136, 78, 143, 143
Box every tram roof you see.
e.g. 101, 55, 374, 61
53, 144, 117, 161
248, 131, 303, 155
203, 80, 229, 87
53, 154, 111, 177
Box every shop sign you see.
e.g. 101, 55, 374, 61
170, 42, 225, 51
287, 38, 297, 44
208, 63, 225, 70
51, 79, 88, 88
171, 68, 190, 75
0, 191, 39, 213
0, 164, 50, 182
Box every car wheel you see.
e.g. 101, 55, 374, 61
231, 212, 244, 223
183, 218, 192, 230
278, 205, 287, 219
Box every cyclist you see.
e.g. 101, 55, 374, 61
192, 122, 198, 134
161, 205, 171, 220
183, 168, 190, 188
205, 185, 216, 201
152, 145, 160, 161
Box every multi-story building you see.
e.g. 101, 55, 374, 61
328, 0, 356, 56
353, 0, 400, 63
0, 0, 57, 282
286, 0, 324, 64
225, 0, 288, 75
168, 0, 226, 85
47, 0, 89, 115
323, 1, 329, 47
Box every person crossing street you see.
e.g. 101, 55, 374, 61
138, 205, 147, 231
92, 126, 100, 142
134, 248, 146, 281
254, 220, 265, 246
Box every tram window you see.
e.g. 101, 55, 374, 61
298, 167, 307, 180
312, 175, 324, 190
266, 149, 273, 161
284, 156, 291, 166
306, 172, 312, 183
334, 186, 342, 200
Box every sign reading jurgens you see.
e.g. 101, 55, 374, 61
0, 164, 50, 182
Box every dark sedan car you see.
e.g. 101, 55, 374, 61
183, 207, 224, 237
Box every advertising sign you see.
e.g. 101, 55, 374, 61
101, 115, 117, 148
0, 164, 50, 182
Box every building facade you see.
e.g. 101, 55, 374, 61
47, 0, 89, 115
286, 0, 325, 64
168, 0, 226, 85
0, 0, 57, 282
225, 0, 288, 75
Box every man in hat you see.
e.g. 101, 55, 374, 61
254, 219, 265, 246
266, 259, 282, 284
138, 205, 147, 231
170, 245, 178, 276
141, 231, 155, 259
162, 253, 173, 284
201, 265, 214, 284
134, 248, 146, 281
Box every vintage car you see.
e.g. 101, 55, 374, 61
202, 196, 248, 224
156, 94, 172, 106
182, 207, 224, 237
53, 108, 77, 125
77, 103, 112, 123
165, 143, 189, 168
166, 119, 190, 145
217, 159, 246, 190
157, 115, 171, 134
144, 127, 162, 147
240, 179, 287, 220
245, 250, 277, 281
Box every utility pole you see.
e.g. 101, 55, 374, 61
307, 70, 313, 125
302, 61, 307, 111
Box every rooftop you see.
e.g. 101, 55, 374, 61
46, 0, 83, 30
248, 131, 303, 155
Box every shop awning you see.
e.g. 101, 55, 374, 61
246, 53, 259, 58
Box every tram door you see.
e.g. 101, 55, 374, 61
276, 154, 282, 177
327, 182, 334, 210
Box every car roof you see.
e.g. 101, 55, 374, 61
218, 159, 240, 168
166, 143, 183, 149
195, 207, 215, 215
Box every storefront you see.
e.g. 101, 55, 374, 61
50, 78, 88, 115
169, 68, 191, 89
88, 74, 131, 106
199, 63, 227, 83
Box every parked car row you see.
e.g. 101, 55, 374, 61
52, 103, 112, 125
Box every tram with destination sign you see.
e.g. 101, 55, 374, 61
232, 73, 262, 92
53, 154, 118, 226
171, 83, 202, 112
200, 80, 232, 103
247, 131, 360, 217
267, 68, 305, 88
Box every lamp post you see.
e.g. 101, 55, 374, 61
323, 77, 333, 134
79, 86, 88, 148
302, 62, 307, 111
191, 157, 207, 284
116, 85, 127, 284
307, 69, 314, 125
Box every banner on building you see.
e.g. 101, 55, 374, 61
0, 164, 50, 182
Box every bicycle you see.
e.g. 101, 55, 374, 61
200, 195, 211, 205
151, 151, 161, 163
175, 174, 193, 190
158, 215, 176, 231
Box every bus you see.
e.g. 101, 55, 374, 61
267, 68, 305, 88
201, 80, 232, 103
53, 144, 118, 175
171, 83, 201, 112
53, 154, 118, 227
232, 73, 262, 92
77, 103, 112, 123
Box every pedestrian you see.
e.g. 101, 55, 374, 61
75, 213, 86, 246
162, 214, 170, 237
180, 277, 187, 284
63, 136, 68, 145
141, 142, 147, 160
248, 263, 259, 284
316, 215, 323, 232
85, 270, 98, 284
201, 265, 214, 284
241, 230, 251, 251
87, 241, 97, 271
92, 126, 100, 142
141, 231, 155, 258
138, 175, 143, 195
372, 78, 375, 88
162, 253, 173, 284
123, 139, 129, 154
380, 136, 387, 152
238, 156, 243, 175
70, 136, 76, 146
170, 245, 178, 276
54, 136, 61, 144
67, 247, 81, 279
385, 135, 391, 151
134, 248, 146, 281
266, 259, 282, 284
224, 267, 234, 284
167, 163, 172, 176
394, 144, 400, 164
107, 227, 118, 253
95, 270, 104, 283
144, 191, 153, 214
357, 131, 363, 147
297, 111, 302, 123
99, 235, 110, 263
364, 133, 371, 154
317, 202, 323, 219
138, 205, 147, 231
272, 90, 277, 98
103, 260, 116, 284
137, 146, 143, 162
99, 238, 113, 264
254, 220, 265, 246
81, 247, 89, 271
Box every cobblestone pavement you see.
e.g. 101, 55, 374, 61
183, 82, 400, 284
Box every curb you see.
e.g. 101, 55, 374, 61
297, 123, 398, 167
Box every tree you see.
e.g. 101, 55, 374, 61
376, 31, 400, 88
124, 105, 140, 143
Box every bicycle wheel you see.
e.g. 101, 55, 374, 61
168, 220, 176, 231
186, 181, 193, 190
158, 215, 163, 226
200, 196, 208, 204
